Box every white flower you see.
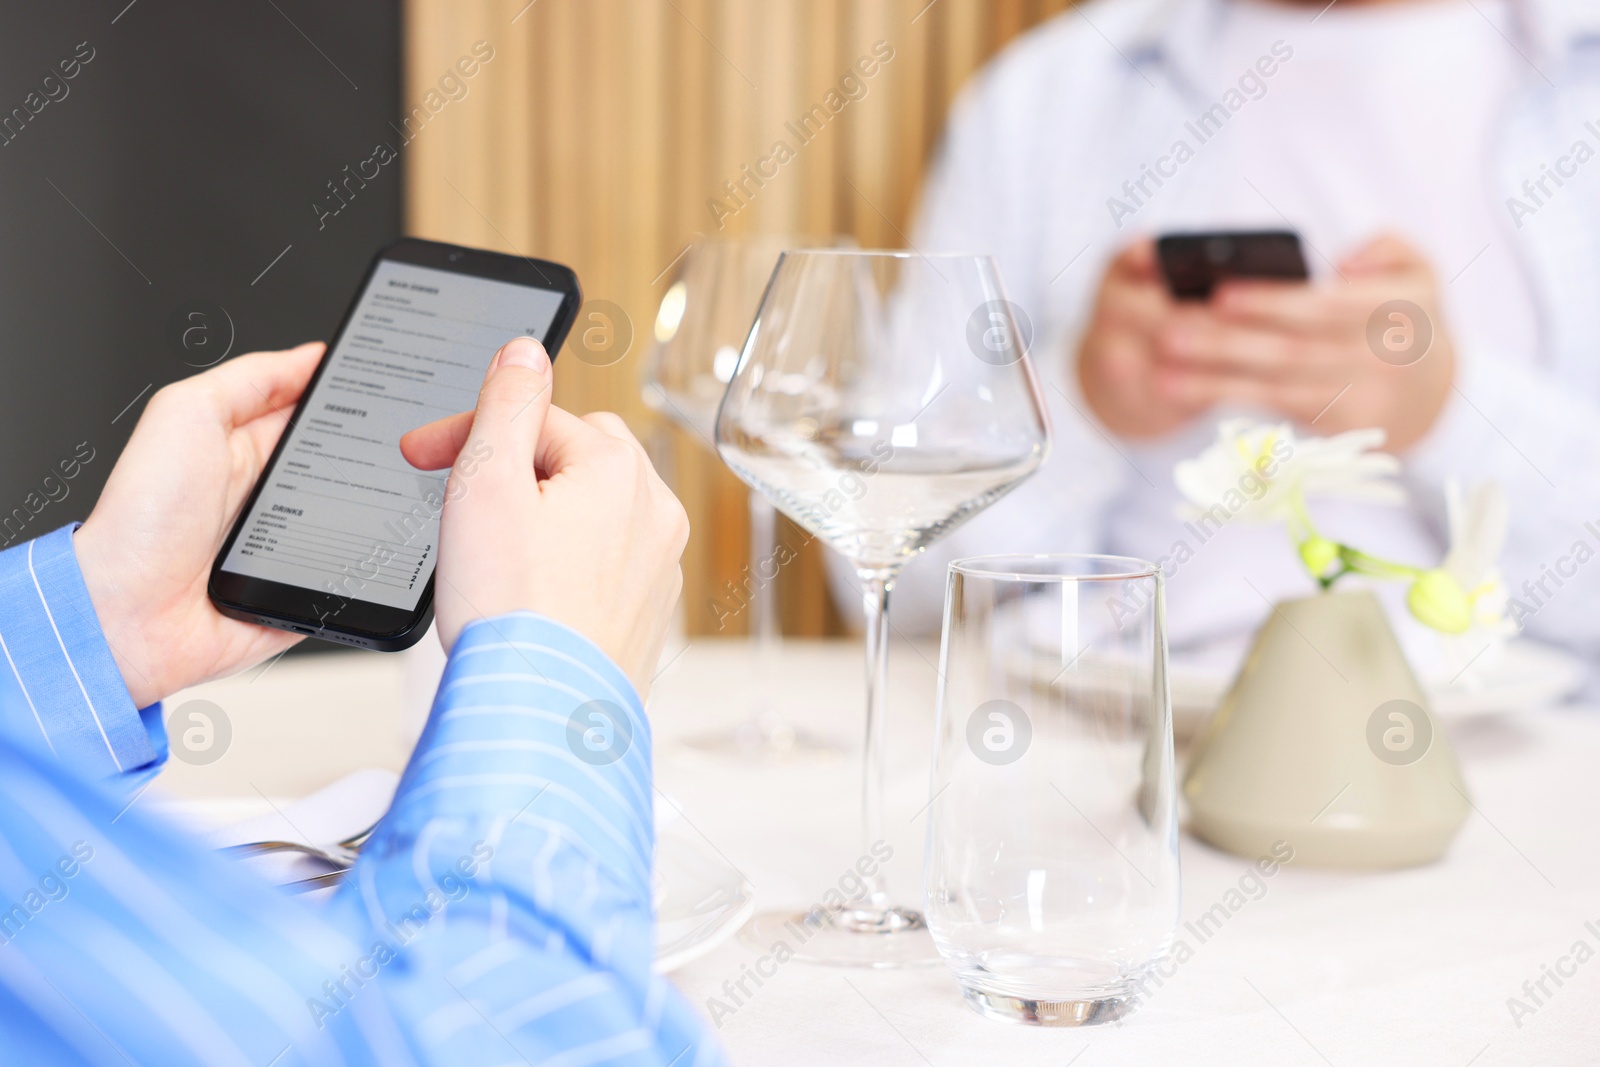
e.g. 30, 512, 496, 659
1173, 419, 1404, 529
1441, 481, 1508, 603
1426, 481, 1517, 683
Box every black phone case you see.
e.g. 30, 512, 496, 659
1157, 231, 1308, 300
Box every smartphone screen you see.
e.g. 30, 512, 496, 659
210, 240, 578, 648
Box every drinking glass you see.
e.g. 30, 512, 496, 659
716, 251, 1050, 966
643, 236, 841, 758
926, 555, 1180, 1023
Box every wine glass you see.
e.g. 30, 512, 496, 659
643, 236, 845, 759
926, 555, 1180, 1023
715, 250, 1050, 966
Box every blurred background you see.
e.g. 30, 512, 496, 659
408, 0, 1082, 637
0, 0, 1073, 641
0, 1, 400, 565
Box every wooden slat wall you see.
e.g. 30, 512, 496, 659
403, 0, 1076, 635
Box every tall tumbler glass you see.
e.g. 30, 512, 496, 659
925, 555, 1180, 1024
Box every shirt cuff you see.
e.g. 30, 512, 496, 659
387, 611, 654, 902
0, 524, 161, 778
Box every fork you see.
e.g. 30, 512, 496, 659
218, 839, 360, 867
282, 869, 347, 894
220, 821, 380, 870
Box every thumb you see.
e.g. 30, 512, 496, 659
1116, 238, 1160, 281
400, 409, 474, 471
462, 336, 553, 478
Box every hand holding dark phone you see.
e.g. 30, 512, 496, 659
208, 238, 581, 651
1157, 230, 1309, 300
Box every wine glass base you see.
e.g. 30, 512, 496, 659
738, 905, 940, 967
671, 716, 845, 762
958, 984, 1140, 1027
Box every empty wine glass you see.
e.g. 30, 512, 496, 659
643, 236, 842, 759
716, 250, 1050, 966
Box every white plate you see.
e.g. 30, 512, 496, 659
653, 825, 755, 973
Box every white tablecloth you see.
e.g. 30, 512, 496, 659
161, 637, 1600, 1066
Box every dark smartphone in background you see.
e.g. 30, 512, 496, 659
208, 238, 581, 651
1157, 230, 1309, 300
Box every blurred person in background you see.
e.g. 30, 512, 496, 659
868, 0, 1600, 685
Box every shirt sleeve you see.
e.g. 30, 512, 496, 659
0, 610, 725, 1067
319, 610, 721, 1065
0, 524, 164, 783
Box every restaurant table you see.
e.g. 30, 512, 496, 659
156, 635, 1600, 1066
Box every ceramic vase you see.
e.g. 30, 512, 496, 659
1182, 589, 1469, 868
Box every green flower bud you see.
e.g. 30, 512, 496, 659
1299, 535, 1341, 578
1408, 568, 1472, 634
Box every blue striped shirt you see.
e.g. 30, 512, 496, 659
0, 524, 725, 1066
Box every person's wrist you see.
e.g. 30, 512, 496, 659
1386, 337, 1456, 453
72, 522, 162, 708
1076, 341, 1164, 441
1074, 343, 1117, 431
448, 599, 652, 701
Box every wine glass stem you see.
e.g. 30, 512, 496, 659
858, 567, 895, 912
749, 493, 779, 655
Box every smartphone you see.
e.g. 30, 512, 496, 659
208, 238, 581, 651
1157, 230, 1308, 300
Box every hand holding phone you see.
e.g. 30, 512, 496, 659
74, 345, 325, 708
1074, 239, 1218, 441
208, 239, 581, 650
1076, 232, 1306, 440
1078, 231, 1452, 453
399, 337, 689, 695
